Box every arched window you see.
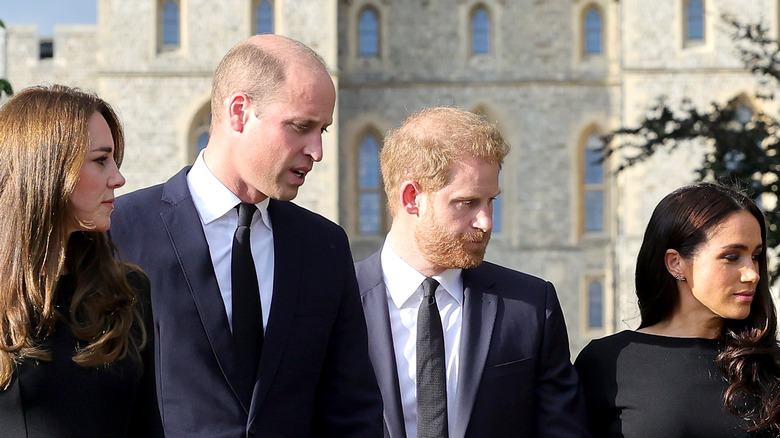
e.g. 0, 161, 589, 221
587, 280, 604, 329
197, 132, 209, 153
493, 173, 503, 234
162, 0, 180, 47
471, 6, 490, 55
686, 0, 704, 41
358, 134, 383, 234
255, 0, 274, 35
584, 7, 602, 55
358, 8, 379, 58
190, 107, 211, 161
583, 134, 604, 233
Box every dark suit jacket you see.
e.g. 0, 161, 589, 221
356, 250, 590, 438
109, 167, 383, 438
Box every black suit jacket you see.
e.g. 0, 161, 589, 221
356, 250, 590, 438
110, 167, 382, 438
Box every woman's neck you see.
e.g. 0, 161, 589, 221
638, 310, 724, 339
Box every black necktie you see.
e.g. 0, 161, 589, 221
231, 202, 263, 400
417, 277, 448, 438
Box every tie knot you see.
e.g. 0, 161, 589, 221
421, 277, 439, 299
236, 202, 257, 228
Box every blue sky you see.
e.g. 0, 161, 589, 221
1, 0, 97, 37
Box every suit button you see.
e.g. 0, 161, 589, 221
249, 423, 257, 435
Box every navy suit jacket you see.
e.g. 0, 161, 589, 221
110, 167, 383, 438
355, 251, 590, 438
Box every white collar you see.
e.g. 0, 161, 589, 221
380, 239, 463, 309
187, 151, 272, 229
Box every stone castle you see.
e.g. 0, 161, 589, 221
2, 0, 776, 352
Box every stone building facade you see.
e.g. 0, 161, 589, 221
2, 0, 776, 353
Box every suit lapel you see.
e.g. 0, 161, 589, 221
159, 169, 248, 409
452, 266, 497, 438
358, 252, 407, 438
250, 200, 302, 412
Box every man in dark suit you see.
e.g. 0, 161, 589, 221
356, 107, 589, 438
110, 35, 382, 437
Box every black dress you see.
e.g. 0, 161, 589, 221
0, 271, 163, 438
574, 330, 762, 438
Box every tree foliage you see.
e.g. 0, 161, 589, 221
0, 18, 11, 99
603, 15, 780, 250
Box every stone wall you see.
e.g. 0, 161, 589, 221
4, 0, 778, 355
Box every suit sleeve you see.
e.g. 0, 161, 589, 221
310, 234, 383, 437
534, 281, 591, 438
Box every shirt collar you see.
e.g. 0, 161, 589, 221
380, 238, 463, 309
187, 151, 272, 229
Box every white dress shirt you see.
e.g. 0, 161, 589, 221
380, 241, 463, 438
187, 152, 274, 332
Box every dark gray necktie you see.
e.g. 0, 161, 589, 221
417, 277, 448, 438
231, 202, 263, 402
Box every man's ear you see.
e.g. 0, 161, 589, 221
227, 93, 251, 133
400, 181, 422, 216
664, 249, 685, 279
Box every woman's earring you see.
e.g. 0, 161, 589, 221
674, 274, 686, 281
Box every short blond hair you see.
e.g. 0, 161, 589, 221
380, 107, 510, 215
211, 36, 328, 123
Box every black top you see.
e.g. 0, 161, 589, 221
0, 271, 163, 438
574, 330, 762, 438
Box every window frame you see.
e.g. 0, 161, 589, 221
470, 5, 491, 56
356, 131, 386, 236
583, 6, 603, 56
581, 132, 606, 235
357, 6, 380, 58
684, 0, 705, 45
159, 0, 181, 52
253, 0, 274, 35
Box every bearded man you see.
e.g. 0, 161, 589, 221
355, 107, 590, 438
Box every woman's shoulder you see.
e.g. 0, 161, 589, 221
575, 330, 641, 369
580, 330, 636, 353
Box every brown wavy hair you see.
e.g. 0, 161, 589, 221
0, 84, 146, 389
635, 182, 780, 434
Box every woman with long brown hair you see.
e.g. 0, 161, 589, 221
0, 85, 162, 437
575, 183, 780, 437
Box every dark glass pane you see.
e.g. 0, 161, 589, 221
256, 0, 274, 34
492, 196, 502, 233
588, 280, 604, 328
585, 191, 604, 232
687, 0, 704, 40
585, 146, 603, 184
197, 132, 209, 153
359, 193, 381, 235
585, 9, 602, 54
358, 9, 378, 57
472, 8, 489, 55
163, 1, 179, 46
359, 135, 380, 189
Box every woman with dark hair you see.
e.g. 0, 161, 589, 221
0, 85, 162, 437
575, 183, 780, 438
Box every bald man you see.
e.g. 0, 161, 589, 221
110, 35, 382, 438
